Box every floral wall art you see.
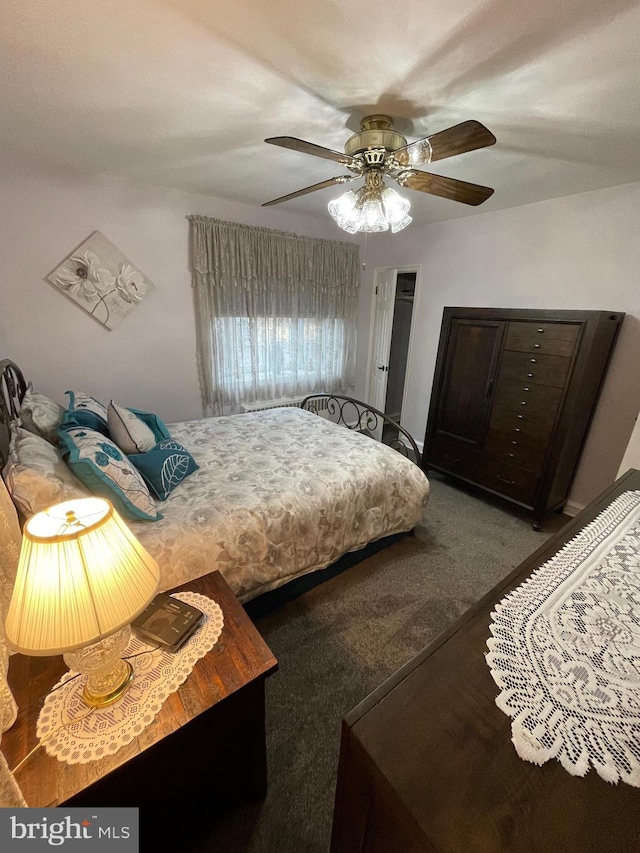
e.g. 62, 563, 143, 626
46, 231, 155, 330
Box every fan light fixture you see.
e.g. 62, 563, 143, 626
328, 171, 412, 234
263, 115, 497, 230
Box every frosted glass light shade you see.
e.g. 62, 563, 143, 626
328, 190, 360, 233
328, 182, 412, 234
5, 497, 160, 656
381, 187, 413, 233
361, 199, 388, 232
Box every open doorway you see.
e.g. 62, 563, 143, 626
384, 272, 416, 420
367, 266, 419, 426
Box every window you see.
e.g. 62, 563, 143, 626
189, 216, 360, 414
215, 316, 348, 395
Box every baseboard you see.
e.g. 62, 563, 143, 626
563, 501, 584, 518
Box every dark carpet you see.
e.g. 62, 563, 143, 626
184, 472, 568, 853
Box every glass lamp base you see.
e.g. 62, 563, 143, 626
64, 625, 134, 708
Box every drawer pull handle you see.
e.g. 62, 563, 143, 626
537, 328, 545, 333
521, 401, 527, 406
511, 440, 518, 445
527, 373, 534, 378
509, 453, 515, 458
514, 428, 521, 433
523, 386, 530, 392
533, 343, 541, 349
517, 414, 524, 419
497, 475, 516, 485
530, 358, 537, 363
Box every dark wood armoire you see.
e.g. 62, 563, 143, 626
421, 307, 624, 528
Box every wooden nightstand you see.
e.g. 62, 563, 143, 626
1, 571, 277, 839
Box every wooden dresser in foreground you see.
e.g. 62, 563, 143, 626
330, 469, 640, 853
422, 307, 624, 529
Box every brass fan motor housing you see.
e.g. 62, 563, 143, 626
344, 115, 407, 158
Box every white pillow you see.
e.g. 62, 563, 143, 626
20, 383, 64, 444
108, 401, 157, 454
2, 425, 88, 520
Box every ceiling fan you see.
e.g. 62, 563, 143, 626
262, 115, 496, 233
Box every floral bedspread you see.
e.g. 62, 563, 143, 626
129, 407, 430, 602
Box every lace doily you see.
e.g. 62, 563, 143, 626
36, 592, 224, 765
486, 490, 640, 786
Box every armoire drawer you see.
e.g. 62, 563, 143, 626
498, 350, 572, 388
477, 459, 539, 506
505, 322, 580, 358
428, 435, 481, 480
489, 404, 555, 441
485, 429, 547, 473
493, 378, 563, 417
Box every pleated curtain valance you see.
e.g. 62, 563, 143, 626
188, 216, 360, 296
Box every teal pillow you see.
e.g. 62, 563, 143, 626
128, 440, 199, 501
128, 408, 171, 443
61, 391, 110, 435
57, 427, 162, 522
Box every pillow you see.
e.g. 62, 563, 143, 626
128, 407, 171, 443
60, 391, 110, 435
108, 401, 157, 454
128, 440, 199, 501
19, 383, 65, 444
2, 425, 89, 519
57, 427, 161, 522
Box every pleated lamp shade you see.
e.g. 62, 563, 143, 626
5, 497, 160, 656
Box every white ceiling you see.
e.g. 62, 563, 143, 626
2, 0, 639, 225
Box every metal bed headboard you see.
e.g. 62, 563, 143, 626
0, 359, 27, 469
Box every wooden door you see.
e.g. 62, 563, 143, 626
367, 269, 397, 441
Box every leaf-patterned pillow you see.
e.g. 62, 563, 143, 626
128, 440, 199, 501
57, 427, 161, 521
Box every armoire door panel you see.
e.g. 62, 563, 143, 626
436, 319, 503, 447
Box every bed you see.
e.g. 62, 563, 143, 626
0, 359, 430, 607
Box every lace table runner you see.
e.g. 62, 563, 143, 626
486, 490, 640, 786
36, 592, 224, 764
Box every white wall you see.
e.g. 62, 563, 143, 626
2, 148, 637, 513
0, 150, 358, 422
355, 181, 640, 512
617, 415, 640, 477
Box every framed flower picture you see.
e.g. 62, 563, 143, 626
47, 231, 155, 330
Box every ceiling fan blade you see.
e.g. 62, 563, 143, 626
395, 120, 496, 166
262, 175, 357, 207
265, 136, 357, 167
402, 171, 494, 206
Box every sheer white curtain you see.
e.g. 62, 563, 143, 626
189, 217, 360, 415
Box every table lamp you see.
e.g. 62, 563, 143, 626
5, 497, 160, 708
